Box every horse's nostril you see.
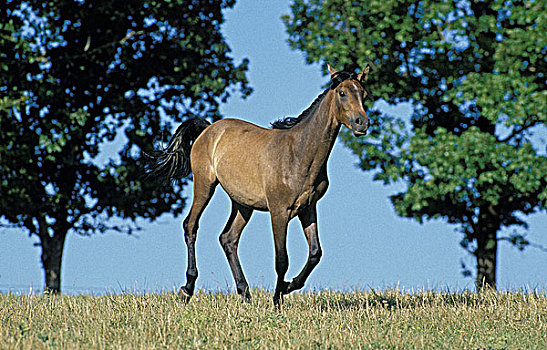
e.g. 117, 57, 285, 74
355, 117, 362, 125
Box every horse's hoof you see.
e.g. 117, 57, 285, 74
178, 287, 192, 303
242, 292, 252, 304
273, 294, 282, 308
287, 279, 302, 293
280, 280, 290, 294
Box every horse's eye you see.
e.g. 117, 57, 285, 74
339, 90, 346, 97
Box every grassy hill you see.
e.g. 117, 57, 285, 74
1, 288, 545, 349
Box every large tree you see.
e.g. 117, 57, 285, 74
284, 0, 546, 289
0, 0, 250, 293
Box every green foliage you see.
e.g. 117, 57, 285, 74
284, 0, 546, 286
0, 0, 250, 290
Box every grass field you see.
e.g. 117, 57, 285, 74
1, 288, 546, 349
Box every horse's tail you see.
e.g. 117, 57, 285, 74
145, 116, 211, 182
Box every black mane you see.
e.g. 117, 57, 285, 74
270, 90, 328, 129
270, 71, 371, 129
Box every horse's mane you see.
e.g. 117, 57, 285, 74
271, 71, 370, 129
270, 90, 329, 129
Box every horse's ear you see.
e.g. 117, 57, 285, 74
327, 63, 337, 77
357, 64, 370, 82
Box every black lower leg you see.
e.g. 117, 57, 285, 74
181, 218, 198, 301
271, 213, 289, 307
288, 247, 322, 293
237, 283, 251, 302
180, 259, 197, 302
219, 203, 254, 303
288, 207, 321, 293
273, 255, 289, 306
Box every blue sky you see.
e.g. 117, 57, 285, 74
1, 0, 546, 295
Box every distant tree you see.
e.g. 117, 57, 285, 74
0, 0, 250, 293
284, 0, 546, 289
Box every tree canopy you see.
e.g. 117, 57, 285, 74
0, 0, 250, 293
284, 0, 546, 288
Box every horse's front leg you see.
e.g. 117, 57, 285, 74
271, 212, 290, 307
288, 205, 322, 293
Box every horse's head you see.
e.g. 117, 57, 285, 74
328, 64, 372, 137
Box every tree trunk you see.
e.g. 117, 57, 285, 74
40, 233, 67, 294
475, 214, 498, 290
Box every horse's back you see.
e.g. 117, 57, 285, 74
191, 118, 281, 210
193, 118, 276, 158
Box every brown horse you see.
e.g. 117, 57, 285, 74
147, 64, 372, 305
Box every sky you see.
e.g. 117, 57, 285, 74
1, 0, 546, 295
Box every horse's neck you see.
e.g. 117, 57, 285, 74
292, 92, 340, 177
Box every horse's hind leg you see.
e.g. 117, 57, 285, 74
179, 173, 218, 303
288, 205, 322, 293
219, 201, 253, 302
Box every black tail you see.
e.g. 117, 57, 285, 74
145, 117, 211, 182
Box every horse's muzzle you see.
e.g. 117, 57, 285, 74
350, 114, 369, 137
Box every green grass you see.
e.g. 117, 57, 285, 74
1, 288, 545, 349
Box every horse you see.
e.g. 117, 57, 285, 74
147, 64, 372, 306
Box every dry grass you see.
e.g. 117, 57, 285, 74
1, 288, 545, 349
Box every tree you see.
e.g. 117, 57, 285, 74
0, 0, 250, 293
284, 0, 546, 289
